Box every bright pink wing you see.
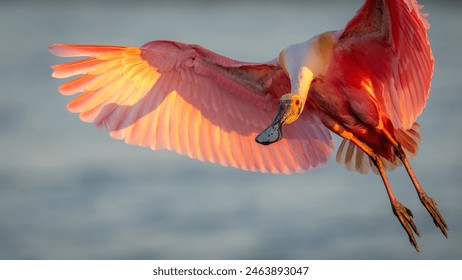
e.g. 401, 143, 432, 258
49, 41, 333, 174
337, 0, 433, 129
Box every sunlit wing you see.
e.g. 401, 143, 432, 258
338, 0, 433, 129
50, 41, 333, 174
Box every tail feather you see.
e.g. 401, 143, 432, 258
336, 122, 421, 175
395, 122, 421, 158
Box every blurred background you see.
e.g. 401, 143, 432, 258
1, 0, 461, 259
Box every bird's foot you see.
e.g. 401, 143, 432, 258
419, 193, 448, 238
392, 202, 420, 251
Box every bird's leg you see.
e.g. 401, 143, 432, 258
382, 127, 448, 236
395, 146, 448, 237
370, 154, 420, 251
326, 120, 421, 251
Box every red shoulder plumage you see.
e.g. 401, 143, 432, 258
338, 0, 433, 129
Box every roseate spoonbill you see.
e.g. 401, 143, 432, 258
49, 0, 447, 251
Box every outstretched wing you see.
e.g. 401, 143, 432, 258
338, 0, 433, 129
50, 41, 333, 174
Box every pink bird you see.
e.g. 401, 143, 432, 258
50, 0, 447, 251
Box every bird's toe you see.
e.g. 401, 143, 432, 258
392, 202, 420, 251
419, 193, 448, 238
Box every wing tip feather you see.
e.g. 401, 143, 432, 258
49, 43, 128, 57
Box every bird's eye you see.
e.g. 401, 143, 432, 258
294, 99, 300, 106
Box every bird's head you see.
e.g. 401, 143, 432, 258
255, 32, 335, 145
255, 93, 304, 145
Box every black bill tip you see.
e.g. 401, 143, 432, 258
255, 123, 283, 145
255, 98, 291, 145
